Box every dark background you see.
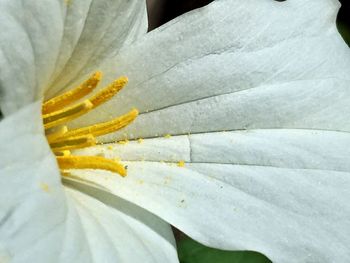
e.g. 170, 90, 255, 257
338, 0, 350, 45
147, 0, 214, 31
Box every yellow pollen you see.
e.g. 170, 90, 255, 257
57, 156, 127, 176
39, 182, 50, 192
49, 135, 96, 151
177, 160, 185, 167
42, 72, 137, 177
89, 76, 128, 109
117, 139, 129, 145
113, 157, 121, 162
164, 134, 171, 138
138, 179, 144, 185
42, 71, 102, 114
137, 138, 144, 144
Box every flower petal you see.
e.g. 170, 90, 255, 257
1, 102, 176, 262
46, 0, 148, 98
69, 0, 350, 141
63, 0, 350, 261
73, 130, 350, 262
0, 0, 148, 115
0, 102, 91, 262
65, 184, 179, 263
76, 129, 350, 172
74, 135, 190, 162
68, 164, 350, 263
0, 1, 65, 115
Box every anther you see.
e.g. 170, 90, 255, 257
50, 135, 96, 151
43, 100, 93, 129
89, 76, 128, 108
56, 109, 138, 139
42, 71, 102, 114
46, 126, 68, 143
57, 156, 127, 176
43, 72, 136, 178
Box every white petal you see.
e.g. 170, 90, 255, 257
0, 0, 148, 115
65, 185, 179, 263
46, 0, 148, 97
0, 102, 91, 262
72, 129, 350, 262
67, 162, 350, 263
69, 0, 350, 141
75, 129, 350, 172
118, 78, 350, 140
0, 1, 65, 115
74, 135, 191, 162
188, 130, 350, 172
0, 102, 177, 262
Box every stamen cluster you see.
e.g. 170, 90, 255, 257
43, 72, 138, 177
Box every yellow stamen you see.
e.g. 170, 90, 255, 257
50, 135, 96, 151
43, 100, 93, 129
43, 72, 136, 177
46, 126, 68, 143
89, 76, 128, 109
42, 71, 102, 114
57, 156, 127, 176
56, 109, 138, 139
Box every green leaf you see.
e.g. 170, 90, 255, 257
177, 237, 272, 263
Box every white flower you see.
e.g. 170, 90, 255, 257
1, 0, 350, 262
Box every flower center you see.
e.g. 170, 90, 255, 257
43, 72, 138, 177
